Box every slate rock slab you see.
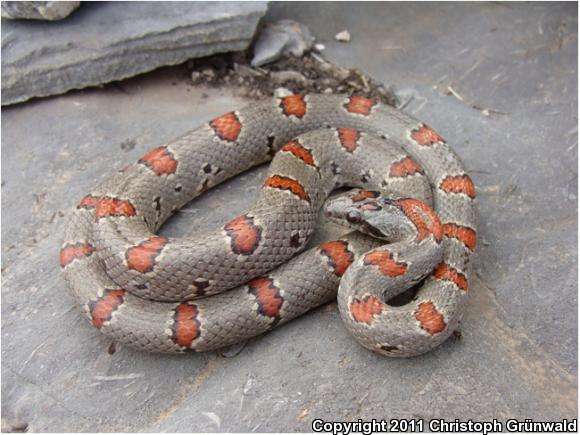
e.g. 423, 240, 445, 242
1, 1, 268, 105
1, 1, 80, 21
251, 19, 315, 67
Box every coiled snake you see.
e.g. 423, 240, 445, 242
60, 94, 476, 357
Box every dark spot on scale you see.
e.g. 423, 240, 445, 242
153, 196, 162, 227
108, 342, 117, 354
143, 216, 149, 227
215, 167, 222, 175
325, 123, 332, 129
381, 344, 399, 352
153, 196, 162, 212
361, 172, 371, 183
290, 232, 301, 248
136, 284, 147, 290
175, 184, 182, 192
192, 279, 210, 295
330, 162, 340, 175
267, 135, 277, 157
203, 163, 212, 174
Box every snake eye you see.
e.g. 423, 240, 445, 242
346, 210, 362, 224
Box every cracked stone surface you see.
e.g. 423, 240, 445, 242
1, 2, 577, 432
1, 1, 267, 105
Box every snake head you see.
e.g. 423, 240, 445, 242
324, 189, 414, 241
324, 189, 382, 223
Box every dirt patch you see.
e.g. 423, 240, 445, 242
188, 50, 398, 107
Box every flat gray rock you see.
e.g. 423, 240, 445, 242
251, 19, 315, 66
1, 1, 267, 105
1, 1, 80, 21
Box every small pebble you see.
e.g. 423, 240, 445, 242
270, 70, 308, 84
236, 86, 250, 97
314, 43, 326, 51
335, 30, 351, 42
234, 63, 264, 78
274, 87, 294, 98
333, 67, 351, 81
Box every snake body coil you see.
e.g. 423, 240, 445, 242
61, 94, 476, 356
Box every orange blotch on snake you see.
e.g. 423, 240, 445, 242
389, 156, 424, 177
263, 175, 310, 203
126, 236, 169, 273
337, 127, 361, 152
350, 295, 384, 325
363, 250, 408, 277
224, 214, 262, 255
433, 262, 469, 292
319, 240, 354, 277
171, 303, 201, 348
77, 195, 98, 208
89, 289, 126, 329
59, 242, 95, 268
210, 112, 242, 142
442, 223, 477, 251
344, 96, 376, 115
350, 190, 379, 202
279, 95, 307, 118
393, 198, 443, 243
248, 277, 284, 322
439, 175, 476, 199
280, 140, 316, 167
78, 195, 136, 220
410, 124, 445, 146
415, 301, 446, 335
138, 146, 178, 176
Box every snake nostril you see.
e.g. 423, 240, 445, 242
346, 210, 362, 224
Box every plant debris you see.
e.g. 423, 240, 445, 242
188, 50, 398, 107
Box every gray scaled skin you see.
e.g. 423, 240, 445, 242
60, 94, 477, 356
